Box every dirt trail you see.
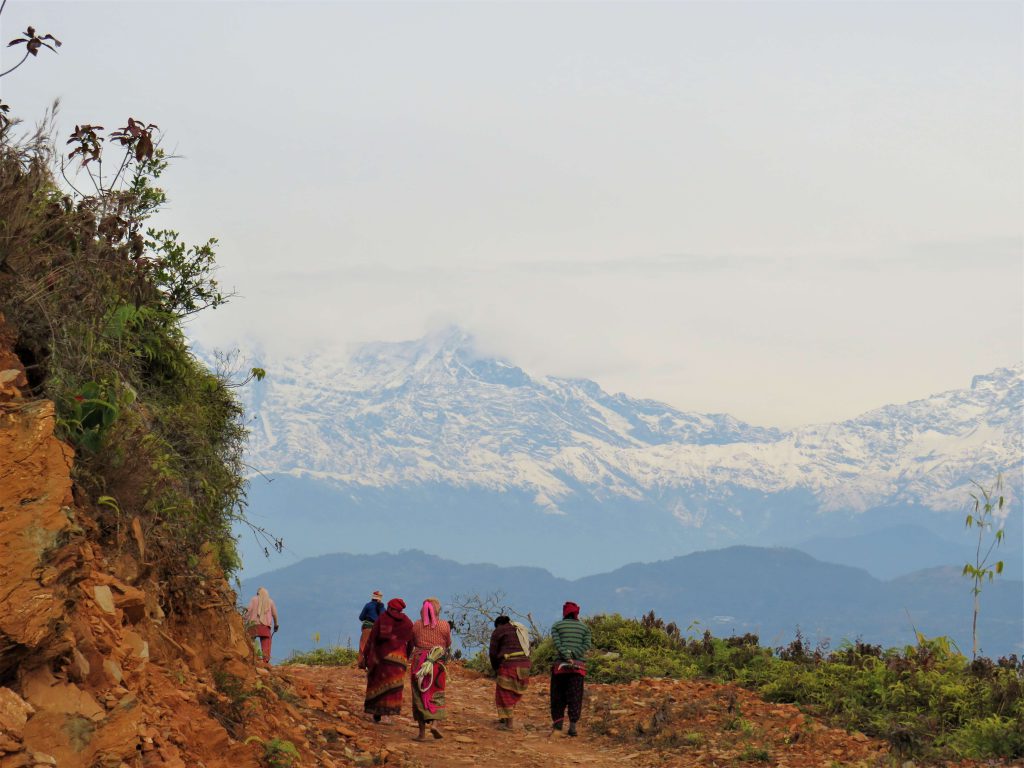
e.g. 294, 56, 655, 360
284, 663, 631, 767
281, 663, 889, 768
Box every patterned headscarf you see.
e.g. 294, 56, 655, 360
421, 599, 437, 627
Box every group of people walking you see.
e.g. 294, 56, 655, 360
357, 592, 593, 737
359, 594, 451, 740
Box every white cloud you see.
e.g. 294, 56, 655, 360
5, 1, 1021, 427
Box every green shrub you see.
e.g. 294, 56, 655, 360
587, 646, 697, 683
588, 613, 684, 652
261, 738, 299, 768
284, 646, 358, 667
943, 714, 1024, 758
529, 637, 557, 675
738, 745, 770, 762
463, 650, 496, 677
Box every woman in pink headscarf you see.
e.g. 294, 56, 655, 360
409, 597, 451, 740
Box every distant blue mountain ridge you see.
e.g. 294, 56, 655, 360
241, 546, 1024, 663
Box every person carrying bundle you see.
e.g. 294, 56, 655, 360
409, 597, 451, 741
489, 615, 531, 730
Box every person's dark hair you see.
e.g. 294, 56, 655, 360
494, 615, 511, 627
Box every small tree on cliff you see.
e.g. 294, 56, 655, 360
962, 475, 1006, 659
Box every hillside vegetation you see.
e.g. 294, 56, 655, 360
572, 615, 1024, 761
0, 115, 254, 582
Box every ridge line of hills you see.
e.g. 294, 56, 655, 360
241, 543, 1024, 661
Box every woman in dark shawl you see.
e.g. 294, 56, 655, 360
489, 615, 530, 729
363, 597, 414, 722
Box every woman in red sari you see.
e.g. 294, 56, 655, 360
364, 598, 414, 722
409, 597, 451, 740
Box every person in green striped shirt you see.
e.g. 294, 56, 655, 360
549, 601, 592, 736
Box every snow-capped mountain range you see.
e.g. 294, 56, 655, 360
239, 327, 1022, 521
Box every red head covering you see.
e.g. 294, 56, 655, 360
563, 601, 580, 618
370, 597, 413, 658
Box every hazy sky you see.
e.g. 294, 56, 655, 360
3, 2, 1021, 426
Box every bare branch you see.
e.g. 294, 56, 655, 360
0, 51, 29, 78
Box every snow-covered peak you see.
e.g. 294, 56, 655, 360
351, 325, 471, 371
971, 363, 1023, 394
238, 330, 1022, 519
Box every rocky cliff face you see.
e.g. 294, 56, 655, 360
0, 314, 320, 768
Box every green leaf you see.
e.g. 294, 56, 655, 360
995, 561, 1004, 574
97, 495, 120, 513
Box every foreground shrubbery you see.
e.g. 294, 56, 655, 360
576, 613, 1024, 760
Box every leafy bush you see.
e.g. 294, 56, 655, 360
284, 646, 358, 667
588, 613, 685, 653
462, 650, 496, 677
944, 714, 1024, 758
588, 646, 697, 684
738, 745, 770, 762
529, 636, 557, 675
261, 738, 299, 768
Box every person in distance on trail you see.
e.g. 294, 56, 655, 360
409, 597, 452, 741
549, 600, 592, 737
245, 586, 280, 665
358, 590, 385, 669
489, 615, 531, 730
363, 598, 414, 723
